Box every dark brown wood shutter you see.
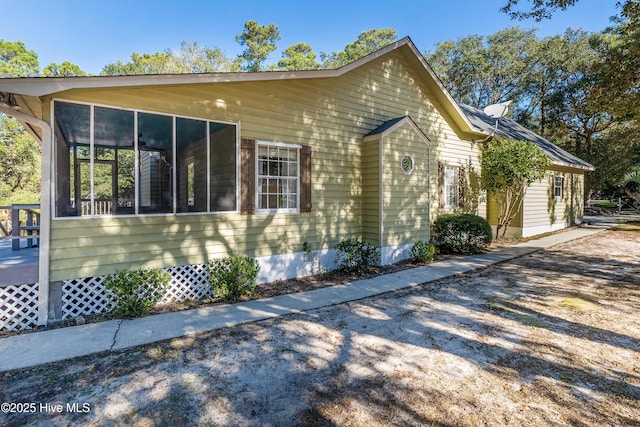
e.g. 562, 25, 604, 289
240, 138, 256, 214
300, 145, 312, 213
438, 161, 445, 209
458, 164, 466, 209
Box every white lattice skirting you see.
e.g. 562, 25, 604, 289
0, 283, 39, 331
62, 264, 212, 319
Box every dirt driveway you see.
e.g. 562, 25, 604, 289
1, 227, 639, 426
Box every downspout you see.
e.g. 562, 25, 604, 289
0, 106, 52, 326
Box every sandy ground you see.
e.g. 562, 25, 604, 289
1, 226, 639, 426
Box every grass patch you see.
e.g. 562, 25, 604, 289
590, 200, 618, 208
556, 296, 600, 311
614, 221, 640, 233
515, 314, 541, 327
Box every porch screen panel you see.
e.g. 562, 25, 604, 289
138, 113, 173, 214
93, 107, 135, 215
210, 123, 237, 212
54, 102, 90, 217
176, 118, 207, 213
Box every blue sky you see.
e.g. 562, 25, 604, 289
3, 0, 620, 75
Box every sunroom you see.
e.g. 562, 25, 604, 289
52, 100, 238, 218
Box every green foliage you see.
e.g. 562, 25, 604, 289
321, 28, 397, 69
235, 20, 281, 72
501, 0, 581, 21
208, 256, 260, 301
426, 27, 539, 116
170, 41, 237, 73
0, 116, 41, 204
41, 61, 87, 77
103, 268, 171, 317
428, 20, 639, 197
432, 213, 493, 255
277, 42, 319, 70
335, 238, 380, 274
410, 241, 438, 263
0, 39, 39, 77
481, 138, 549, 239
101, 41, 237, 76
101, 52, 175, 75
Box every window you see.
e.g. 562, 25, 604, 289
257, 142, 300, 213
444, 165, 459, 210
554, 176, 564, 198
400, 155, 414, 174
53, 100, 237, 217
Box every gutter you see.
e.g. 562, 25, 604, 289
0, 106, 52, 326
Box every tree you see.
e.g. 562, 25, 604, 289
501, 0, 583, 20
101, 42, 236, 75
519, 29, 591, 136
235, 20, 281, 72
321, 28, 397, 69
277, 42, 319, 70
42, 61, 87, 77
543, 31, 615, 153
595, 1, 640, 121
501, 0, 638, 21
0, 116, 41, 204
169, 41, 238, 73
101, 52, 175, 75
426, 27, 539, 115
0, 39, 39, 77
481, 138, 550, 239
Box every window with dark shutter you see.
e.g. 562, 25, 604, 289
300, 145, 312, 213
458, 165, 466, 209
438, 161, 445, 209
240, 138, 256, 214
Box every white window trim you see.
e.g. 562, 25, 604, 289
51, 98, 240, 219
256, 141, 301, 215
554, 175, 564, 199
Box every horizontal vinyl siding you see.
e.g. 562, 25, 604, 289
523, 173, 559, 229
362, 138, 380, 246
382, 125, 430, 247
486, 194, 523, 229
523, 169, 585, 230
569, 173, 585, 223
46, 52, 472, 280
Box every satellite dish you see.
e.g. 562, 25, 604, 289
483, 100, 512, 119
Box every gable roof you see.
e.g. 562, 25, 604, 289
364, 116, 431, 145
0, 37, 482, 142
459, 104, 594, 171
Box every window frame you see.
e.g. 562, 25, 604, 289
554, 175, 564, 199
51, 98, 240, 219
443, 164, 459, 210
255, 140, 301, 215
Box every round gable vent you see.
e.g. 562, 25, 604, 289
401, 155, 414, 174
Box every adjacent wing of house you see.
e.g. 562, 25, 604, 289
459, 103, 594, 237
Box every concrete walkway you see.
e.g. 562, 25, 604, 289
0, 224, 611, 372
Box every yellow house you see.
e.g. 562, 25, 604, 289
0, 37, 590, 326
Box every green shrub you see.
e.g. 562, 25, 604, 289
432, 213, 492, 255
335, 238, 380, 274
103, 268, 171, 317
208, 256, 260, 301
410, 240, 437, 263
